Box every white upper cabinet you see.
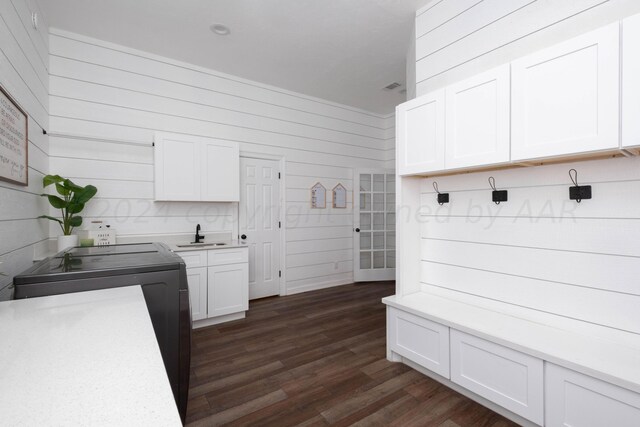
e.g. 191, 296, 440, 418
397, 89, 445, 175
622, 14, 640, 150
511, 23, 620, 161
154, 132, 239, 202
201, 139, 240, 202
445, 64, 511, 170
154, 133, 201, 201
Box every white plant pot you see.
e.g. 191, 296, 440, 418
57, 235, 78, 252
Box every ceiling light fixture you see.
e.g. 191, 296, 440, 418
210, 23, 231, 36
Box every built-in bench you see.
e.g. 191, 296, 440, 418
384, 290, 640, 427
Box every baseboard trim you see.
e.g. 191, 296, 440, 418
285, 278, 353, 295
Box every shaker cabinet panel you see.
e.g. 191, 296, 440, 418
512, 23, 620, 161
154, 134, 201, 201
622, 13, 640, 150
208, 263, 249, 318
186, 267, 207, 321
445, 64, 511, 170
545, 363, 640, 427
397, 90, 446, 175
201, 140, 239, 202
450, 330, 544, 425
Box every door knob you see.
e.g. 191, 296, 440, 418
355, 228, 360, 232
241, 234, 247, 240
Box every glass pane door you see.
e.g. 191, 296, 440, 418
354, 170, 395, 282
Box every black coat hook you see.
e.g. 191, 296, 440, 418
568, 169, 592, 203
488, 176, 508, 205
433, 182, 449, 205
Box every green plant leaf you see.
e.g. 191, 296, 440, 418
68, 216, 83, 227
67, 202, 85, 214
43, 195, 67, 209
63, 179, 84, 193
55, 183, 71, 196
42, 174, 64, 188
38, 215, 63, 224
74, 185, 97, 204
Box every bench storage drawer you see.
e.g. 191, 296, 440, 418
450, 330, 543, 425
388, 307, 450, 378
545, 363, 640, 427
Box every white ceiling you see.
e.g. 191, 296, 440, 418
41, 0, 426, 115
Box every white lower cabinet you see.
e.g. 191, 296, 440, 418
450, 330, 544, 425
186, 267, 207, 321
182, 247, 249, 326
207, 263, 249, 317
388, 307, 450, 378
545, 363, 640, 427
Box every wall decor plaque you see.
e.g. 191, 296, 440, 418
0, 85, 28, 186
332, 183, 347, 208
311, 182, 326, 209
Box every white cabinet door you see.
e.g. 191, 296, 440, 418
201, 139, 239, 202
154, 133, 201, 201
186, 267, 207, 321
546, 363, 640, 427
397, 89, 445, 175
207, 263, 248, 318
512, 23, 620, 161
445, 64, 510, 170
623, 14, 640, 150
388, 307, 449, 378
450, 330, 544, 425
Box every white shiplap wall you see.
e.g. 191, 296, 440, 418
49, 29, 394, 295
415, 0, 640, 96
0, 0, 49, 301
413, 0, 640, 341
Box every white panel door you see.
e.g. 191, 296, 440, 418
445, 64, 510, 170
207, 264, 248, 317
512, 23, 620, 161
201, 139, 239, 202
450, 330, 544, 425
154, 133, 200, 201
239, 157, 281, 299
546, 363, 640, 427
354, 170, 395, 282
186, 267, 207, 321
623, 13, 640, 150
397, 89, 446, 175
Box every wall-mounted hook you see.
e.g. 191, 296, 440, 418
568, 169, 592, 203
488, 176, 508, 205
433, 182, 449, 205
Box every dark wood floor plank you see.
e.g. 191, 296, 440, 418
186, 281, 520, 426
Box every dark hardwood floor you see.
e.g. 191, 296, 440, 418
186, 281, 519, 426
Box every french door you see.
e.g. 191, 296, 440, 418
239, 157, 281, 299
353, 169, 396, 281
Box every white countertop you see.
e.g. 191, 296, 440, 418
0, 286, 182, 426
169, 239, 247, 253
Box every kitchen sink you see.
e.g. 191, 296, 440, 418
176, 242, 227, 248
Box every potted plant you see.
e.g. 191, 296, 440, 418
39, 175, 98, 251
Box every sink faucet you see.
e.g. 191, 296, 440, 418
194, 224, 204, 243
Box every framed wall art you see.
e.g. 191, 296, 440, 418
0, 85, 28, 186
332, 183, 347, 208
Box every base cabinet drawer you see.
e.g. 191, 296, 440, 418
450, 330, 543, 425
388, 308, 450, 378
545, 363, 640, 427
208, 248, 248, 266
180, 250, 207, 269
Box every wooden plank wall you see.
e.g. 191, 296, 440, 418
48, 29, 393, 295
0, 0, 49, 300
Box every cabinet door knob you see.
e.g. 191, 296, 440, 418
241, 234, 247, 240
355, 228, 360, 232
